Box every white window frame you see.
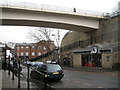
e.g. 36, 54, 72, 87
32, 46, 35, 49
44, 52, 47, 54
21, 46, 24, 49
44, 47, 47, 50
21, 52, 23, 56
32, 52, 35, 56
26, 46, 29, 49
26, 52, 29, 56
17, 52, 19, 56
38, 46, 41, 50
38, 52, 41, 56
17, 47, 19, 50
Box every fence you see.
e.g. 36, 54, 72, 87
61, 30, 119, 52
61, 38, 91, 52
3, 56, 53, 90
29, 30, 119, 62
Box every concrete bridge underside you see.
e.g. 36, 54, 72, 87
2, 6, 105, 32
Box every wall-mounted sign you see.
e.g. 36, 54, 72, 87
91, 46, 98, 53
106, 56, 110, 61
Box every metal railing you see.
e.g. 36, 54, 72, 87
0, 0, 106, 18
61, 30, 119, 52
30, 49, 58, 61
28, 30, 119, 62
4, 57, 50, 90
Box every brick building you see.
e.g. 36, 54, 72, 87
15, 40, 55, 61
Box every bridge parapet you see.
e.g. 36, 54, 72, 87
0, 0, 107, 19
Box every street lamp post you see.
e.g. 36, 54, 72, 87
4, 44, 7, 71
52, 30, 61, 65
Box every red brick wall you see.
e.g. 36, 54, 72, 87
16, 41, 55, 60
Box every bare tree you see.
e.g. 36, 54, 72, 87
27, 27, 56, 52
52, 30, 60, 48
110, 1, 120, 17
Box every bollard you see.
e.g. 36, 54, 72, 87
27, 65, 30, 90
4, 48, 7, 71
44, 74, 47, 90
12, 59, 14, 80
18, 60, 20, 88
8, 55, 10, 75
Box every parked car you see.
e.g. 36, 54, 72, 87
23, 61, 27, 65
31, 62, 43, 67
34, 62, 43, 67
27, 61, 32, 66
51, 60, 58, 64
31, 62, 35, 66
46, 60, 57, 64
46, 61, 51, 64
30, 64, 64, 81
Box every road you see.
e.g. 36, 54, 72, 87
20, 64, 119, 89
48, 70, 118, 88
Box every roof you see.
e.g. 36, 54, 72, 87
0, 44, 5, 48
6, 42, 16, 49
73, 42, 119, 53
0, 42, 3, 45
73, 47, 91, 53
0, 42, 5, 47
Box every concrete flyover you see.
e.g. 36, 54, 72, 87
0, 1, 107, 32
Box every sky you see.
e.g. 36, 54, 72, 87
0, 0, 119, 45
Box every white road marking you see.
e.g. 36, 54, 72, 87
98, 86, 104, 88
83, 83, 92, 86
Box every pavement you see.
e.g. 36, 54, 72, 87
1, 70, 36, 89
62, 66, 119, 73
1, 70, 18, 89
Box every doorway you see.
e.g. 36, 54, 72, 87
63, 57, 70, 67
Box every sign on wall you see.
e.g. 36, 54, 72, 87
91, 46, 98, 53
106, 56, 110, 61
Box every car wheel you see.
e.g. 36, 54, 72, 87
57, 78, 62, 81
40, 76, 43, 82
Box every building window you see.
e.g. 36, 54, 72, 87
32, 46, 35, 49
44, 52, 47, 54
21, 46, 24, 49
17, 47, 19, 50
26, 46, 29, 49
38, 52, 41, 56
44, 47, 47, 50
32, 52, 35, 56
26, 52, 28, 56
17, 52, 19, 56
38, 46, 41, 50
21, 52, 23, 56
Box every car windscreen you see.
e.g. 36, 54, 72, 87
47, 65, 62, 72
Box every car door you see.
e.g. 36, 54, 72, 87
31, 66, 38, 79
40, 65, 46, 74
40, 65, 47, 81
35, 66, 43, 80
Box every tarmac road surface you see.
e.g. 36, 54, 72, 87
21, 65, 119, 89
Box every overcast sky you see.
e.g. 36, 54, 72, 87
0, 0, 119, 45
